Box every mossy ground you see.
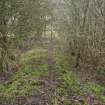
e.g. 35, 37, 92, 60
0, 47, 105, 104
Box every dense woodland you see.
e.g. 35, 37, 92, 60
0, 0, 105, 105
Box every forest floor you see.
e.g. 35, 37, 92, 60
0, 47, 105, 105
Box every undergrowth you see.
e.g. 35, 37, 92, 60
0, 48, 105, 104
